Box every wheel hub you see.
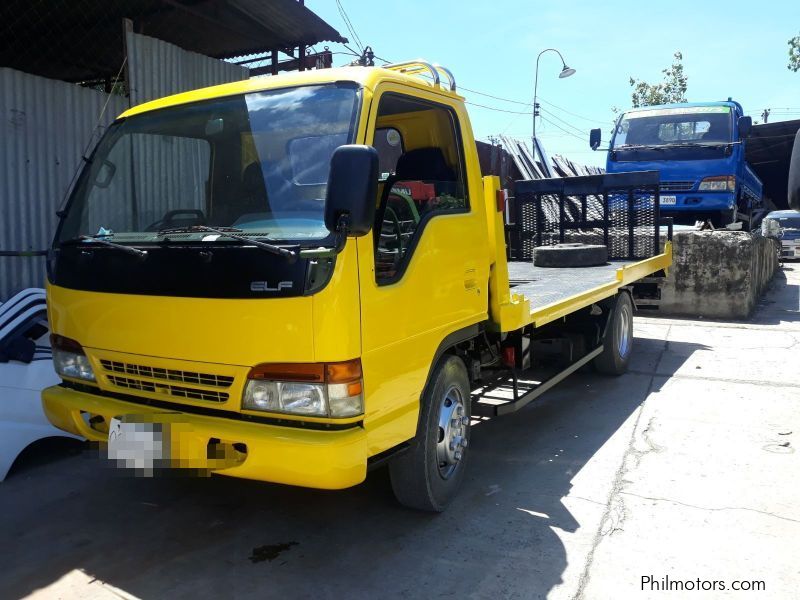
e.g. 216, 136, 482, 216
617, 302, 632, 357
436, 385, 469, 479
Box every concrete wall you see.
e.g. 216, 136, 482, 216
658, 231, 779, 319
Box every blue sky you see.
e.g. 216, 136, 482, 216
308, 0, 800, 167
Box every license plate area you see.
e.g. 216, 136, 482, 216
107, 416, 167, 474
660, 195, 677, 205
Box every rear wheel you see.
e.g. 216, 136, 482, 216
594, 292, 634, 375
389, 355, 471, 512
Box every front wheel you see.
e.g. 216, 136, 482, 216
594, 292, 634, 375
389, 355, 471, 512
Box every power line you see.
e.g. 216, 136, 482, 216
459, 84, 608, 124
458, 85, 531, 106
539, 107, 586, 135
538, 116, 587, 142
537, 97, 607, 124
335, 0, 364, 53
464, 101, 532, 115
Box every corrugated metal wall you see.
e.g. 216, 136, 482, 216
0, 33, 248, 301
126, 31, 248, 105
0, 68, 127, 301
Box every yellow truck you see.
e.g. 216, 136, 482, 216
42, 61, 672, 511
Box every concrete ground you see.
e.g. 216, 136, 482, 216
1, 266, 799, 600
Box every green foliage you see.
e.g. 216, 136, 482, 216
789, 34, 800, 72
628, 52, 688, 108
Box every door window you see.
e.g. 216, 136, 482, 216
372, 94, 468, 283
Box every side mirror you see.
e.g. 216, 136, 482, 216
325, 145, 379, 237
738, 115, 752, 139
789, 129, 800, 211
589, 128, 602, 151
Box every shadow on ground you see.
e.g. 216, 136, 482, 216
751, 265, 800, 325
0, 337, 706, 600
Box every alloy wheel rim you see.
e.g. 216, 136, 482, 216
617, 303, 632, 358
436, 385, 468, 479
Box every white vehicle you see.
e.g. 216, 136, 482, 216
762, 210, 800, 260
0, 289, 81, 480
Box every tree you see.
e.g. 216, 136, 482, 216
789, 33, 800, 72
628, 52, 688, 107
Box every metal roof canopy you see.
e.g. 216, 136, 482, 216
0, 0, 345, 83
746, 119, 800, 210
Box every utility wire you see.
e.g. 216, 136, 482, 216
538, 116, 587, 142
464, 101, 531, 115
335, 0, 364, 53
539, 107, 586, 135
459, 84, 607, 124
537, 97, 608, 124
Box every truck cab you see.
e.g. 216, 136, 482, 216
602, 100, 763, 228
43, 63, 492, 493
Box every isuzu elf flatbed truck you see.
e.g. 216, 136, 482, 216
42, 61, 672, 511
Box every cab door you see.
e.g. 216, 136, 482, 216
357, 84, 489, 454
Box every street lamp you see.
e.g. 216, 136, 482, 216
532, 48, 576, 163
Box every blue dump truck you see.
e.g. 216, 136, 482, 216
591, 100, 764, 228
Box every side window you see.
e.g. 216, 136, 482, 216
372, 94, 468, 284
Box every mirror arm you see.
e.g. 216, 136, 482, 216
298, 213, 353, 259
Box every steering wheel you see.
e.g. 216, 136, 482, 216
377, 206, 405, 273
145, 209, 206, 232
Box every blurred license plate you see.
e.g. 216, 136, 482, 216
660, 195, 677, 205
108, 417, 165, 472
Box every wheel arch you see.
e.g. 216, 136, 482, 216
415, 322, 484, 428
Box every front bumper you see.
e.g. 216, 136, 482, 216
781, 240, 800, 259
42, 384, 367, 489
659, 191, 735, 214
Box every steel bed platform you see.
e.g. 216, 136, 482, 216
506, 253, 670, 328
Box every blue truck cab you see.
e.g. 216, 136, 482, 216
598, 100, 763, 228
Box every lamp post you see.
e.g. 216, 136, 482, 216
532, 48, 576, 164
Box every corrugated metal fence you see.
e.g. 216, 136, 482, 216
0, 68, 127, 301
126, 31, 248, 105
0, 32, 248, 301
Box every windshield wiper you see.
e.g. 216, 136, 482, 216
62, 234, 148, 259
616, 144, 667, 151
662, 142, 729, 149
157, 225, 297, 262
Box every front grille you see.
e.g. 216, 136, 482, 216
106, 375, 230, 402
660, 181, 695, 192
100, 360, 233, 387
100, 359, 233, 403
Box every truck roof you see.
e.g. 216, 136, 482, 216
118, 64, 462, 120
622, 100, 743, 114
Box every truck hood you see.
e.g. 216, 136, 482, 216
47, 284, 315, 366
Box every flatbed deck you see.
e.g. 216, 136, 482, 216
506, 251, 672, 328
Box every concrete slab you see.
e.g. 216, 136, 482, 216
2, 267, 799, 599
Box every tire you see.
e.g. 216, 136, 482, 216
594, 292, 634, 375
533, 243, 608, 268
389, 355, 471, 512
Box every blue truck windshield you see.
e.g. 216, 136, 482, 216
613, 106, 732, 149
58, 84, 359, 244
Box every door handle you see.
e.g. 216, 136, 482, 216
464, 267, 477, 290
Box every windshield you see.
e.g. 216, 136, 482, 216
58, 84, 359, 244
612, 106, 732, 149
768, 215, 800, 229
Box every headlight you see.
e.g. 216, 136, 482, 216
242, 359, 363, 418
698, 175, 735, 191
51, 334, 96, 382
